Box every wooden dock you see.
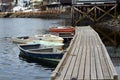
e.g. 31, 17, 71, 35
51, 26, 118, 80
72, 0, 117, 25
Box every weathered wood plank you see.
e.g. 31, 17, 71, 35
71, 35, 83, 79
78, 30, 87, 79
89, 31, 97, 80
96, 35, 118, 80
51, 35, 77, 80
51, 26, 118, 80
84, 31, 91, 79
64, 35, 81, 80
94, 34, 111, 80
57, 35, 79, 80
92, 34, 104, 79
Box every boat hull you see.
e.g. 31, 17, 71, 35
20, 49, 63, 59
50, 27, 74, 32
19, 53, 60, 67
18, 44, 63, 61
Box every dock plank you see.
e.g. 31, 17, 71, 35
84, 32, 91, 79
96, 34, 118, 80
56, 35, 79, 80
64, 35, 81, 80
96, 40, 111, 79
89, 30, 97, 80
93, 35, 104, 79
52, 35, 77, 80
78, 31, 87, 79
51, 26, 118, 80
71, 35, 83, 79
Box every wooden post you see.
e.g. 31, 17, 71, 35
115, 4, 117, 18
94, 6, 96, 21
71, 6, 74, 26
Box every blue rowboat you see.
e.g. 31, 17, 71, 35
18, 44, 64, 62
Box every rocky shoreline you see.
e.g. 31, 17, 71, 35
95, 18, 120, 32
0, 10, 71, 19
92, 17, 120, 46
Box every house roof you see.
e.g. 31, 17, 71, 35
0, 0, 14, 3
73, 0, 117, 4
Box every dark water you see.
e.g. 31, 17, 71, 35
0, 18, 66, 80
0, 18, 120, 80
107, 46, 120, 80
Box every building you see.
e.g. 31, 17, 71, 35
60, 0, 71, 5
29, 0, 43, 9
16, 0, 42, 8
17, 0, 30, 7
0, 0, 14, 12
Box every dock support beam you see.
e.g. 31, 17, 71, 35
72, 4, 117, 26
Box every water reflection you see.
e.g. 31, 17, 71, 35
0, 18, 66, 80
0, 18, 65, 38
19, 53, 58, 69
107, 46, 120, 58
107, 46, 120, 79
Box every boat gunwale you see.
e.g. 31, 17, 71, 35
18, 44, 63, 54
